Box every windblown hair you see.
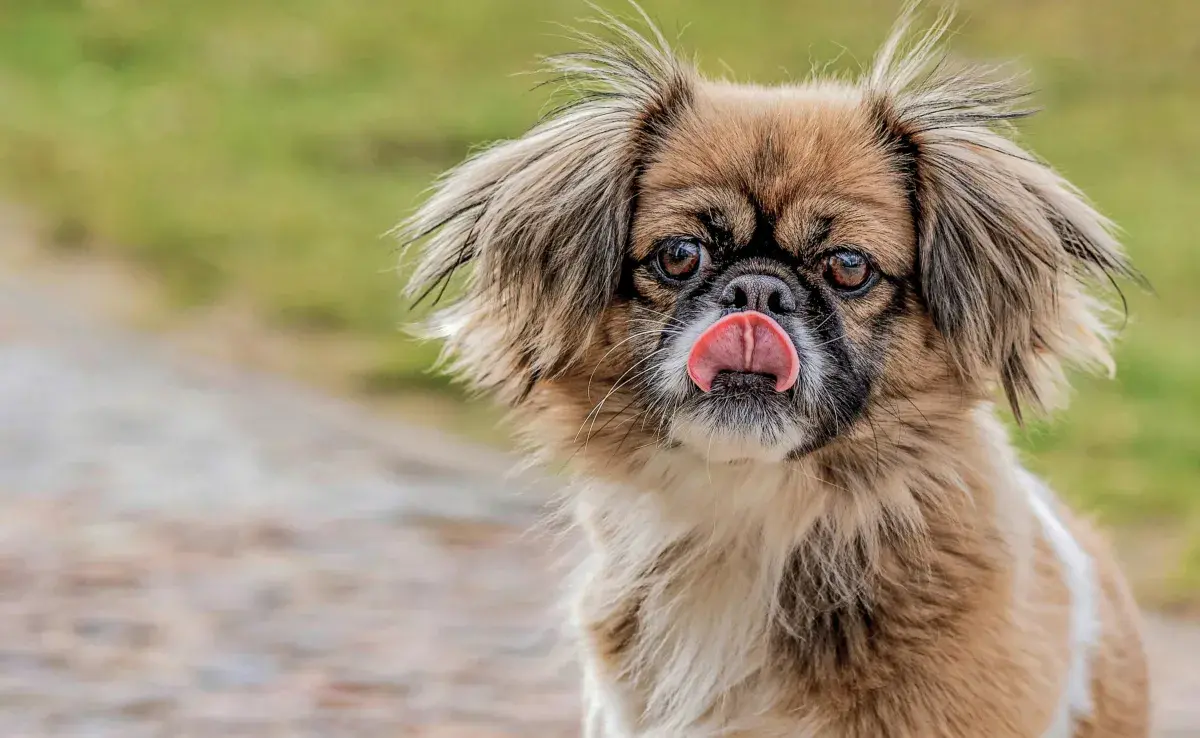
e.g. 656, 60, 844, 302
863, 13, 1140, 418
401, 6, 1134, 420
402, 8, 695, 403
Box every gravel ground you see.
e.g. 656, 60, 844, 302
0, 259, 1195, 737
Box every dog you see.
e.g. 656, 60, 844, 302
401, 5, 1149, 736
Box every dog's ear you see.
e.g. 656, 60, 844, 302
400, 13, 694, 402
867, 11, 1141, 420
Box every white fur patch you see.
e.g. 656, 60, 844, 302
1026, 474, 1099, 738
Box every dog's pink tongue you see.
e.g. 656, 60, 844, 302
687, 311, 799, 393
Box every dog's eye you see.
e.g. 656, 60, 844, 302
655, 238, 705, 281
823, 250, 873, 293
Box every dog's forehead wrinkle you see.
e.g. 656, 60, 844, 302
649, 83, 868, 182
636, 86, 918, 275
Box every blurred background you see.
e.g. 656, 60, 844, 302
0, 0, 1196, 735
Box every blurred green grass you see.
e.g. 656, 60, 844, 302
0, 1, 1197, 600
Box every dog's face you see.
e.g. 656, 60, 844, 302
404, 17, 1134, 470
624, 90, 919, 461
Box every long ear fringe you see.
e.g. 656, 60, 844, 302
397, 4, 693, 402
865, 3, 1140, 420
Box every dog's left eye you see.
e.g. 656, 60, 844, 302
655, 238, 706, 281
823, 249, 874, 293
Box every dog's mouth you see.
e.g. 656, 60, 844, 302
662, 310, 812, 462
686, 311, 799, 394
709, 370, 779, 393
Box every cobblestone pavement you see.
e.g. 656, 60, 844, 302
0, 266, 1195, 737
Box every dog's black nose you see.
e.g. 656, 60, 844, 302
720, 274, 796, 314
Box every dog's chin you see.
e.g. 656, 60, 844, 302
665, 372, 810, 463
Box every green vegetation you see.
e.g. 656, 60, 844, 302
0, 1, 1197, 601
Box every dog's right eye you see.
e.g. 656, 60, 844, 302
655, 238, 706, 282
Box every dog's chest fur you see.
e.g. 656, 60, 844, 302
573, 459, 1075, 738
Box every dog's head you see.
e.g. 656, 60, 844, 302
403, 9, 1136, 471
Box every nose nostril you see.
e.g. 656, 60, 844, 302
732, 286, 749, 309
767, 290, 783, 314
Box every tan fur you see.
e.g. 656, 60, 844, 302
567, 412, 1134, 737
401, 5, 1148, 737
1069, 515, 1152, 737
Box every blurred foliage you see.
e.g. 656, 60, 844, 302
0, 0, 1197, 599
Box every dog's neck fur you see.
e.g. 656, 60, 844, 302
568, 402, 1040, 736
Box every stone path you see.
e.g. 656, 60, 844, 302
0, 255, 1194, 736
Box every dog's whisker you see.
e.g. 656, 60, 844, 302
587, 330, 679, 400
578, 347, 671, 445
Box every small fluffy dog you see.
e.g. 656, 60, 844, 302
402, 6, 1149, 737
